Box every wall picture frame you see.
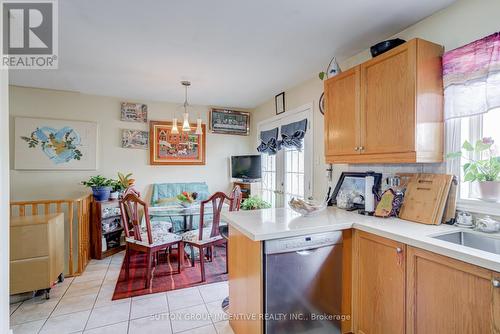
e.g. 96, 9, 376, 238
14, 117, 98, 170
209, 108, 250, 136
275, 91, 285, 115
120, 102, 148, 123
121, 129, 149, 149
149, 120, 206, 165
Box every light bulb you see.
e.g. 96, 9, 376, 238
182, 112, 191, 132
171, 118, 179, 134
195, 118, 203, 135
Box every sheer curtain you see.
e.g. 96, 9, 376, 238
443, 32, 500, 120
443, 32, 500, 177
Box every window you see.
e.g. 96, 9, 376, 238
458, 108, 500, 200
261, 153, 276, 208
284, 146, 305, 203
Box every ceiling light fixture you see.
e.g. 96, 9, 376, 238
181, 81, 191, 132
171, 116, 179, 134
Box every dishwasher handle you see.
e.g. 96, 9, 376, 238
295, 249, 319, 256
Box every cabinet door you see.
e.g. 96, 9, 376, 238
360, 41, 416, 155
353, 231, 406, 334
407, 246, 499, 334
324, 66, 360, 157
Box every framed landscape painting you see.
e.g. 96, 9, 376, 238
14, 117, 98, 170
149, 121, 206, 165
122, 129, 148, 149
120, 102, 148, 123
209, 108, 250, 135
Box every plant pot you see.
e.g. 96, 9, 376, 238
477, 181, 500, 202
109, 191, 119, 200
92, 186, 112, 201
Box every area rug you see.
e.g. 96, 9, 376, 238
112, 246, 227, 300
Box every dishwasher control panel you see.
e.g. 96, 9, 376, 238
264, 231, 343, 254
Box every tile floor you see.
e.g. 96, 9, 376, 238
10, 251, 234, 334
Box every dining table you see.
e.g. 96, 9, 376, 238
147, 202, 229, 233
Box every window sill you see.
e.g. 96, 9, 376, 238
456, 198, 500, 217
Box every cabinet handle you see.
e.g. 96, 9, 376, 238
396, 247, 403, 266
354, 147, 359, 151
493, 279, 500, 288
359, 146, 365, 151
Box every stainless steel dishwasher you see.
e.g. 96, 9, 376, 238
264, 231, 343, 334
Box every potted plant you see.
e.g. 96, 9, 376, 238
117, 172, 135, 194
447, 137, 500, 201
81, 175, 113, 201
241, 196, 272, 210
109, 180, 123, 200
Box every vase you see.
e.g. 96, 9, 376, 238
92, 186, 112, 201
477, 181, 500, 202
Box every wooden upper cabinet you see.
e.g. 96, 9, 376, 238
353, 231, 406, 334
360, 41, 416, 156
324, 66, 360, 157
324, 38, 444, 164
406, 246, 500, 334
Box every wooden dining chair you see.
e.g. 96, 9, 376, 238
122, 187, 141, 198
181, 192, 231, 282
119, 192, 183, 289
229, 185, 242, 211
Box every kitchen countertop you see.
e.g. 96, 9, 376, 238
222, 207, 500, 272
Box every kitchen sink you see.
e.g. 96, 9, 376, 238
432, 231, 500, 255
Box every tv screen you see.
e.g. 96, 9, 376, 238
231, 155, 262, 180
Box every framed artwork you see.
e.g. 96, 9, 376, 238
14, 117, 98, 170
275, 91, 285, 115
209, 108, 250, 135
122, 129, 148, 149
120, 102, 148, 123
149, 121, 206, 165
329, 172, 382, 208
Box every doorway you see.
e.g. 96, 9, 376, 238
258, 104, 313, 208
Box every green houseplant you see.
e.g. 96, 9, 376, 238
241, 196, 272, 210
447, 137, 500, 201
81, 175, 113, 201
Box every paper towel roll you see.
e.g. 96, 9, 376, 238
365, 174, 375, 212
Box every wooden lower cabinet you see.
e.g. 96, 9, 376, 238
228, 226, 263, 334
353, 231, 406, 334
406, 246, 500, 334
352, 231, 500, 334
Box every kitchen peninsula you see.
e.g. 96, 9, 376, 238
222, 207, 500, 334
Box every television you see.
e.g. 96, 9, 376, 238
231, 155, 262, 181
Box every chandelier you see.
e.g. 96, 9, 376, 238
171, 81, 203, 135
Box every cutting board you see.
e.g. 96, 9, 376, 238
442, 176, 459, 224
399, 173, 454, 225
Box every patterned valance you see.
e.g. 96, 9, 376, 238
443, 32, 500, 120
279, 119, 307, 150
257, 127, 279, 155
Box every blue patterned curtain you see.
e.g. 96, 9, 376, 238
279, 119, 307, 150
257, 127, 279, 155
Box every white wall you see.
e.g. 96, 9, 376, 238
1, 69, 11, 333
9, 86, 252, 201
250, 0, 500, 199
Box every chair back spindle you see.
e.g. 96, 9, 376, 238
120, 193, 153, 244
229, 185, 242, 211
197, 192, 230, 240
